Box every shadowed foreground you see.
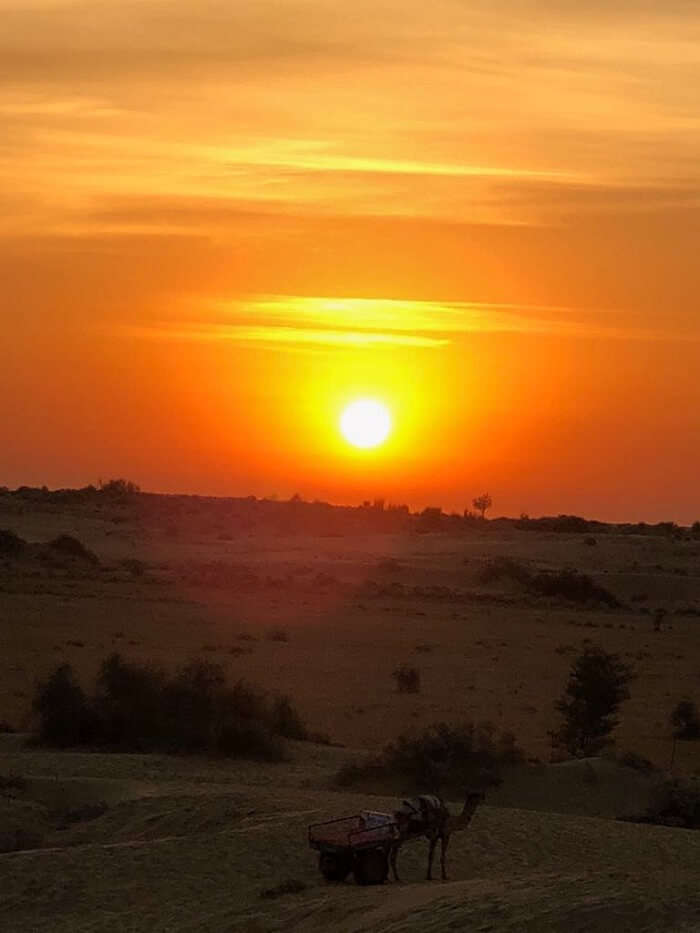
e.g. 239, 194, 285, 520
1, 738, 699, 933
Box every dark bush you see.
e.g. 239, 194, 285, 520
122, 558, 146, 577
531, 570, 620, 607
671, 700, 700, 741
0, 721, 15, 734
33, 664, 97, 747
99, 478, 140, 497
0, 529, 26, 559
95, 654, 166, 750
392, 664, 421, 694
551, 646, 634, 757
478, 557, 532, 587
33, 655, 308, 761
619, 751, 655, 773
0, 773, 27, 796
478, 559, 619, 607
47, 535, 98, 565
632, 778, 700, 829
269, 695, 308, 740
337, 721, 521, 794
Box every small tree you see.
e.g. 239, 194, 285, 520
393, 664, 421, 694
33, 664, 95, 747
653, 607, 667, 633
551, 646, 633, 757
670, 699, 700, 769
472, 494, 492, 520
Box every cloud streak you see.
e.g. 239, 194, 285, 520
121, 294, 675, 351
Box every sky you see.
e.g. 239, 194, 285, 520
2, 0, 700, 521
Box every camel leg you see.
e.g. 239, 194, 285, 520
390, 844, 401, 882
440, 832, 450, 881
427, 834, 437, 881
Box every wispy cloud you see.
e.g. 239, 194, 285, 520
121, 294, 626, 350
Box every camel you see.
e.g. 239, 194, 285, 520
389, 791, 484, 882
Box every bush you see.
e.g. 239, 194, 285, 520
619, 751, 655, 773
32, 655, 309, 761
392, 664, 421, 694
0, 721, 15, 734
0, 529, 26, 559
47, 535, 98, 565
99, 478, 140, 497
671, 700, 700, 741
337, 721, 520, 794
269, 695, 308, 740
478, 557, 532, 587
633, 778, 700, 829
95, 654, 166, 750
551, 646, 634, 757
530, 570, 619, 607
478, 560, 619, 607
33, 664, 96, 747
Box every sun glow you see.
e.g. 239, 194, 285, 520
340, 399, 393, 450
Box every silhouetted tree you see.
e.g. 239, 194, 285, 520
653, 607, 667, 633
33, 664, 95, 746
670, 699, 700, 770
551, 646, 633, 757
472, 494, 492, 520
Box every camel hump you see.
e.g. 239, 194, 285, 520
417, 794, 444, 813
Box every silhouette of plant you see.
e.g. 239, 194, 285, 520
551, 646, 634, 757
472, 494, 493, 520
393, 664, 421, 694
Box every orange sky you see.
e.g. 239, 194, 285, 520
2, 0, 700, 521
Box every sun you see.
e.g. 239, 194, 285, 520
340, 399, 392, 449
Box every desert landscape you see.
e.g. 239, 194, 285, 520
1, 487, 699, 931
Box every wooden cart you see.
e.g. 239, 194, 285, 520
308, 812, 399, 885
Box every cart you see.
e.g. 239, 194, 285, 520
308, 811, 399, 885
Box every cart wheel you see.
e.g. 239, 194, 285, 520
353, 848, 389, 886
319, 852, 351, 882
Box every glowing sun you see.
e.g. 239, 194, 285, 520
340, 399, 393, 449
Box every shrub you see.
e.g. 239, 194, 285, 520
619, 751, 655, 773
530, 570, 619, 607
47, 535, 98, 565
122, 559, 146, 577
337, 721, 520, 794
269, 695, 308, 740
99, 478, 140, 497
478, 560, 619, 607
392, 664, 421, 694
0, 529, 26, 559
671, 700, 700, 741
94, 653, 166, 750
0, 773, 27, 796
33, 664, 96, 747
633, 778, 700, 829
478, 557, 532, 587
268, 628, 289, 642
551, 646, 634, 757
0, 721, 15, 734
32, 655, 308, 761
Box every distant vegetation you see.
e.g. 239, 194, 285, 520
1, 484, 695, 538
392, 664, 421, 694
478, 558, 621, 607
33, 654, 309, 760
337, 722, 521, 794
629, 777, 700, 830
